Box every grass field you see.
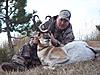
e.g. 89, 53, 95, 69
0, 58, 100, 75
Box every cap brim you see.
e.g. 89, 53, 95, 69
58, 16, 69, 21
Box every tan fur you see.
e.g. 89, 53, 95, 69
49, 47, 68, 59
38, 46, 68, 58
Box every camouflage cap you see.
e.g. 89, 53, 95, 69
58, 10, 71, 21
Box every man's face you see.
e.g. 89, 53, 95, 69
56, 17, 69, 29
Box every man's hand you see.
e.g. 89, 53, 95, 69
49, 33, 64, 46
49, 33, 58, 45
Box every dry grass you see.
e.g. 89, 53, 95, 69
0, 59, 100, 75
13, 37, 29, 52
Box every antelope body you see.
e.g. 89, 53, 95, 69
36, 32, 95, 67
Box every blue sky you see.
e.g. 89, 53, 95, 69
0, 0, 100, 44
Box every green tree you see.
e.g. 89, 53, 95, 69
0, 0, 33, 59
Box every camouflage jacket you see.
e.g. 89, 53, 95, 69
11, 43, 41, 68
42, 16, 75, 46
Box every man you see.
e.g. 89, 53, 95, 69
42, 10, 75, 47
1, 37, 41, 71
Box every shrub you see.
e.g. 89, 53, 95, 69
0, 48, 8, 64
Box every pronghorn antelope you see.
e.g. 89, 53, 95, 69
32, 15, 97, 67
35, 32, 96, 67
32, 31, 96, 68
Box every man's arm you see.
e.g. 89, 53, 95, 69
64, 32, 75, 44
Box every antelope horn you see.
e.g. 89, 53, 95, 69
37, 15, 52, 33
32, 15, 43, 32
38, 24, 49, 33
32, 15, 40, 24
45, 15, 52, 20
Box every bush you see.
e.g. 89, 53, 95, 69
0, 48, 8, 64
